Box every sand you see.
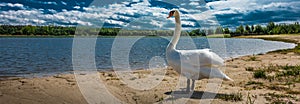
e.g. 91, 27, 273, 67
0, 35, 300, 104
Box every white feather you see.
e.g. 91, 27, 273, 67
166, 10, 232, 82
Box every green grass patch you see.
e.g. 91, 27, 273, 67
267, 85, 289, 91
253, 70, 267, 79
251, 64, 300, 96
286, 90, 300, 94
263, 92, 296, 103
253, 64, 300, 82
276, 65, 300, 77
217, 92, 243, 102
245, 81, 264, 86
246, 56, 260, 61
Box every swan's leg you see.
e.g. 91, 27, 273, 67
191, 79, 195, 91
186, 78, 190, 92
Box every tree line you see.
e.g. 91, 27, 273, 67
0, 25, 76, 36
0, 25, 187, 36
0, 22, 299, 36
229, 22, 300, 36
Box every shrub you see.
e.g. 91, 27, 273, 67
254, 69, 266, 79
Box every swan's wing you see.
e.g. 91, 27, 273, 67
180, 64, 232, 81
178, 49, 224, 67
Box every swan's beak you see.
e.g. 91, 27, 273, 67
167, 15, 172, 19
167, 11, 174, 19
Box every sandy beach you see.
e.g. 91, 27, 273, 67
1, 35, 300, 104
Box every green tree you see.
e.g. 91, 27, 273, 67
236, 25, 244, 34
215, 26, 223, 34
251, 25, 255, 33
267, 22, 275, 34
245, 25, 250, 34
223, 28, 230, 34
188, 29, 200, 36
254, 25, 263, 34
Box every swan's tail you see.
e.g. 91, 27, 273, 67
199, 67, 233, 81
223, 75, 234, 81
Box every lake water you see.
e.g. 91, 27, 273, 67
0, 37, 296, 77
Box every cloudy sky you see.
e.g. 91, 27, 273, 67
0, 0, 299, 30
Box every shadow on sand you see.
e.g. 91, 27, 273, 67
164, 90, 228, 100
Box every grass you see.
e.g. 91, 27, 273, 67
252, 64, 300, 79
218, 92, 243, 102
286, 90, 300, 94
244, 81, 265, 90
249, 64, 300, 100
276, 65, 300, 78
267, 85, 289, 91
246, 56, 260, 61
246, 92, 256, 104
263, 92, 296, 103
253, 69, 267, 79
245, 81, 263, 86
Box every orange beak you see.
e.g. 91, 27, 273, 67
167, 11, 174, 19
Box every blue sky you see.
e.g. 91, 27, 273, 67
0, 0, 299, 30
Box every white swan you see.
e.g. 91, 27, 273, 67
166, 10, 233, 92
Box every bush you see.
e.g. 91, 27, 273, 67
254, 70, 266, 79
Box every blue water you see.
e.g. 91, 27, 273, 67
0, 37, 296, 77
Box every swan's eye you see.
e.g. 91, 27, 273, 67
167, 10, 176, 18
169, 11, 175, 16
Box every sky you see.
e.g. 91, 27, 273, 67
0, 0, 300, 30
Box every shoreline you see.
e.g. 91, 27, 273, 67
0, 35, 300, 103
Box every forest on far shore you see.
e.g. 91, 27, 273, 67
0, 22, 299, 37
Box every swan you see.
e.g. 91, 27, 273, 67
166, 10, 233, 92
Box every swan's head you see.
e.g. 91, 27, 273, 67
167, 10, 180, 18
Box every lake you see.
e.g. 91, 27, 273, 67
0, 37, 296, 77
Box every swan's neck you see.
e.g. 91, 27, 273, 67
167, 16, 181, 50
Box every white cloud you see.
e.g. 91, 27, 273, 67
105, 19, 126, 26
1, 0, 299, 30
150, 20, 163, 28
7, 3, 23, 8
0, 3, 25, 9
181, 20, 196, 27
189, 2, 200, 6
61, 1, 67, 5
48, 9, 57, 13
29, 0, 57, 5
207, 0, 253, 14
74, 6, 80, 9
45, 2, 57, 5
207, 0, 300, 15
